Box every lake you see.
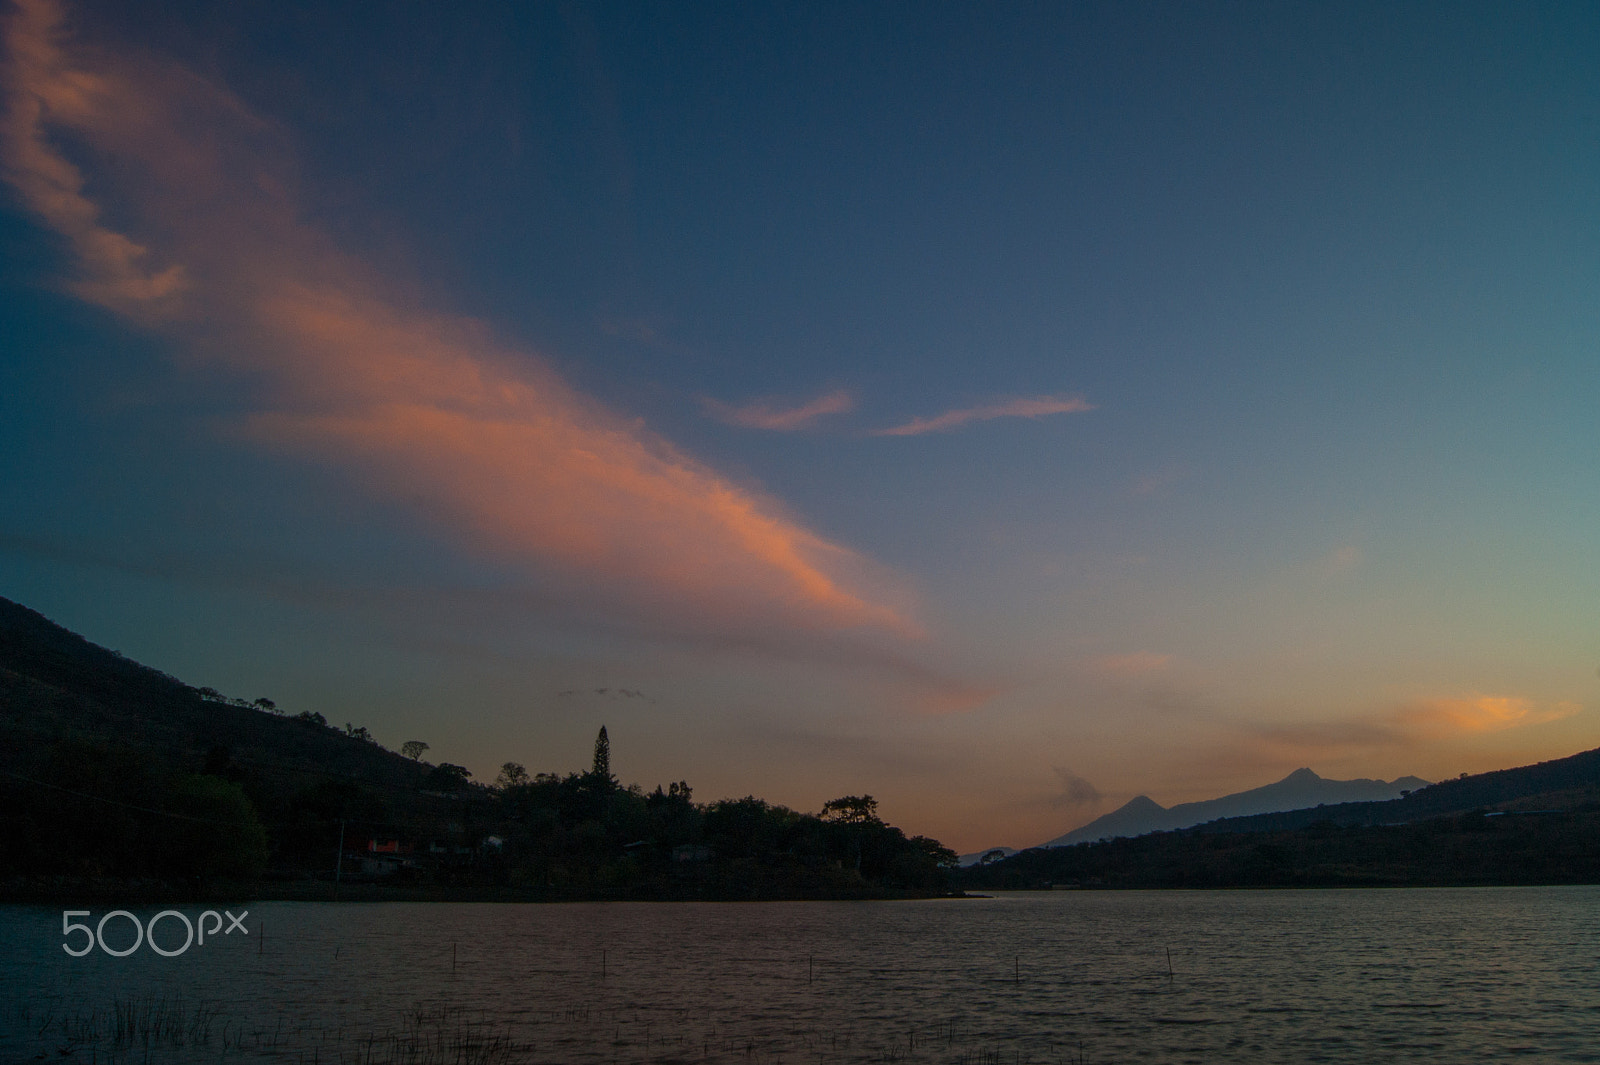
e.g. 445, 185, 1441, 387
4, 887, 1599, 1063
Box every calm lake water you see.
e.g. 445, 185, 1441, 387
4, 887, 1600, 1063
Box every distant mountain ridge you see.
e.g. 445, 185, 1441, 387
959, 745, 1600, 890
959, 766, 1430, 864
1192, 745, 1600, 834
1042, 768, 1430, 847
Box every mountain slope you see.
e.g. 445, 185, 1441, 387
959, 743, 1600, 890
1043, 768, 1429, 846
1192, 746, 1600, 835
0, 594, 428, 791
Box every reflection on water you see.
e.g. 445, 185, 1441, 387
4, 887, 1600, 1063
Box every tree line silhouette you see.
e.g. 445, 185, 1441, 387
414, 724, 959, 899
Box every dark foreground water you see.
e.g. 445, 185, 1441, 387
3, 887, 1600, 1063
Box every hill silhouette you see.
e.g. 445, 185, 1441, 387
0, 596, 431, 794
0, 595, 957, 901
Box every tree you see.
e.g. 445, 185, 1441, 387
202, 744, 242, 781
911, 836, 961, 869
591, 725, 612, 783
166, 774, 270, 879
496, 762, 529, 788
821, 795, 880, 824
425, 763, 472, 790
401, 740, 430, 761
252, 697, 279, 714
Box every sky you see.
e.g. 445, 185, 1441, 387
3, 0, 1598, 852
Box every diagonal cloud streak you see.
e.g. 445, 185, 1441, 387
874, 394, 1093, 436
0, 0, 917, 640
702, 389, 853, 431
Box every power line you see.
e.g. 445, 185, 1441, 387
0, 768, 257, 827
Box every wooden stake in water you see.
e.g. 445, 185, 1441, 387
1015, 955, 1019, 984
334, 818, 345, 901
808, 954, 813, 984
1166, 946, 1173, 980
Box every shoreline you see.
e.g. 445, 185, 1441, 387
0, 875, 981, 905
10, 872, 1600, 905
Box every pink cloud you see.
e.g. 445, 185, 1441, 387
874, 394, 1093, 436
1131, 465, 1189, 497
702, 389, 854, 431
0, 0, 917, 639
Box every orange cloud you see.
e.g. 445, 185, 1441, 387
1240, 693, 1583, 769
0, 0, 915, 639
703, 389, 854, 431
909, 680, 1004, 717
874, 394, 1092, 436
1399, 694, 1581, 737
0, 0, 187, 316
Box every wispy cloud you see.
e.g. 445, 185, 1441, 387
909, 679, 1005, 717
874, 394, 1092, 437
1314, 544, 1362, 578
0, 0, 915, 640
1131, 464, 1189, 497
1049, 767, 1103, 808
1244, 693, 1582, 764
1398, 694, 1581, 737
556, 688, 654, 702
598, 317, 661, 344
702, 389, 854, 431
1090, 652, 1173, 678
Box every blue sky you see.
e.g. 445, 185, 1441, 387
3, 0, 1598, 849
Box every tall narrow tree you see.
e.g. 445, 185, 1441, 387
592, 725, 612, 783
